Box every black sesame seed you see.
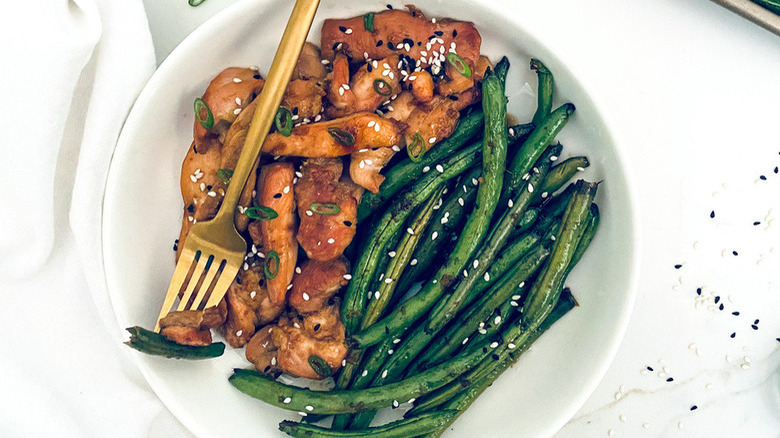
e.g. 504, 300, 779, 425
387, 41, 395, 50
730, 332, 736, 338
376, 40, 383, 47
172, 244, 178, 251
674, 264, 682, 269
313, 323, 321, 331
258, 279, 264, 286
714, 296, 720, 304
411, 10, 416, 17
253, 74, 261, 79
754, 221, 761, 226
296, 314, 304, 321
647, 366, 654, 371
491, 354, 500, 361
696, 288, 702, 295
236, 276, 242, 285
776, 338, 779, 342
452, 29, 458, 37
264, 365, 271, 373
386, 4, 393, 9
710, 210, 715, 218
402, 38, 414, 46
667, 377, 674, 382
760, 175, 767, 180
367, 64, 373, 72
434, 31, 443, 36
482, 347, 488, 353
774, 167, 778, 174
754, 319, 759, 324
732, 250, 738, 256
719, 303, 724, 311
690, 405, 698, 411
343, 220, 353, 227
448, 95, 459, 101
428, 34, 436, 40
187, 204, 195, 213
193, 145, 198, 153
328, 297, 336, 306
732, 311, 740, 316
273, 193, 282, 198
292, 107, 299, 115
339, 26, 347, 32
206, 185, 212, 190
332, 42, 340, 51
751, 324, 758, 330
417, 41, 422, 46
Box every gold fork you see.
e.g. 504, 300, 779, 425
154, 0, 321, 331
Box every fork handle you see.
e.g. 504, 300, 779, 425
214, 0, 321, 224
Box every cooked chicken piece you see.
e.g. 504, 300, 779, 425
271, 302, 348, 380
296, 158, 362, 260
474, 54, 492, 81
288, 257, 350, 314
410, 70, 434, 103
245, 325, 280, 375
220, 264, 284, 348
262, 112, 404, 157
177, 141, 223, 261
382, 91, 417, 122
320, 8, 481, 71
293, 42, 327, 81
256, 162, 297, 306
327, 54, 403, 118
194, 67, 265, 154
281, 79, 326, 122
437, 58, 476, 96
402, 87, 479, 151
159, 306, 225, 347
349, 147, 396, 193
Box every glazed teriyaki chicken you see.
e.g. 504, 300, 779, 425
163, 6, 487, 380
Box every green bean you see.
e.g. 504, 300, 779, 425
350, 70, 509, 348
493, 56, 510, 87
411, 244, 550, 373
394, 168, 481, 295
229, 335, 493, 414
124, 326, 224, 359
278, 411, 457, 438
530, 59, 554, 126
346, 230, 546, 430
357, 110, 484, 222
751, 0, 780, 14
425, 143, 560, 333
331, 187, 444, 429
532, 156, 589, 204
501, 103, 575, 206
408, 289, 576, 421
342, 145, 482, 334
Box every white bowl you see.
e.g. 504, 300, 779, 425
103, 1, 641, 436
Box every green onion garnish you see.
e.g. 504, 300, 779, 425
308, 355, 333, 377
264, 250, 280, 279
446, 52, 472, 78
275, 107, 293, 137
327, 127, 355, 146
244, 206, 278, 220
216, 168, 233, 185
188, 0, 207, 6
194, 97, 214, 129
309, 202, 341, 215
407, 133, 426, 162
373, 78, 392, 96
363, 12, 375, 32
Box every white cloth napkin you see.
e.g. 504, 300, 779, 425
0, 0, 190, 436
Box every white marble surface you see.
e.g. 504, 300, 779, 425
140, 0, 780, 436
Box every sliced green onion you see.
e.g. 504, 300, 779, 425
407, 132, 426, 162
264, 250, 280, 280
194, 97, 214, 129
308, 355, 333, 377
216, 168, 233, 185
188, 0, 207, 6
363, 12, 375, 32
373, 78, 392, 96
245, 206, 278, 221
327, 127, 355, 146
275, 107, 293, 137
309, 202, 341, 215
446, 52, 472, 78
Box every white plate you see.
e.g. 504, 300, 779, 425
103, 1, 641, 436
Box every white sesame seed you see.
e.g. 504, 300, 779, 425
208, 191, 217, 197
494, 316, 501, 325
473, 260, 479, 269
432, 231, 439, 240
375, 291, 382, 299
508, 199, 514, 208
528, 184, 534, 193
490, 342, 499, 348
392, 145, 401, 152
362, 370, 368, 377
387, 349, 393, 355
321, 59, 330, 65
327, 238, 335, 244
423, 166, 431, 173
336, 43, 343, 50
478, 328, 487, 334
287, 283, 293, 290
577, 166, 586, 171
407, 227, 415, 235
283, 185, 290, 194
338, 86, 345, 96
359, 160, 365, 169
462, 337, 469, 345
429, 137, 437, 144
542, 191, 549, 198
190, 175, 197, 182
508, 343, 516, 349
484, 272, 490, 281
305, 405, 314, 411
283, 397, 292, 404
510, 301, 518, 307
384, 278, 393, 284
233, 108, 242, 115
388, 251, 397, 257
250, 291, 256, 299
271, 357, 277, 365
235, 97, 242, 106
363, 51, 369, 59
365, 159, 374, 165
518, 282, 525, 288
458, 198, 464, 206
342, 84, 350, 90
306, 210, 313, 216
436, 164, 444, 173
374, 123, 381, 132
410, 259, 418, 266
343, 274, 353, 280
550, 155, 559, 161
236, 330, 243, 337
463, 270, 469, 277
314, 114, 322, 122
302, 292, 310, 301
382, 369, 388, 379
368, 120, 376, 128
